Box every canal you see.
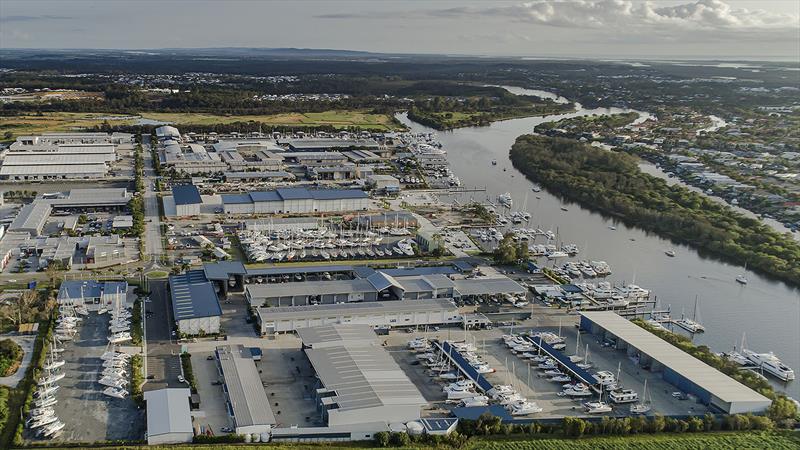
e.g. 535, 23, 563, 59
396, 86, 800, 398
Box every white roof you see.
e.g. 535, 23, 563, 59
581, 312, 771, 407
0, 164, 108, 175
143, 388, 193, 437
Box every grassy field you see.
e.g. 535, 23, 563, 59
145, 270, 169, 279
0, 110, 401, 140
26, 431, 800, 450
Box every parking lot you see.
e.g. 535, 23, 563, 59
38, 312, 144, 443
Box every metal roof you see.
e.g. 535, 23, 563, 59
366, 272, 403, 292
58, 280, 127, 301
296, 324, 378, 348
222, 188, 367, 205
580, 311, 772, 406
1, 164, 108, 175
203, 261, 247, 280
172, 185, 202, 206
453, 278, 525, 296
143, 388, 193, 438
2, 153, 112, 165
169, 271, 222, 321
9, 202, 51, 233
259, 298, 457, 322
216, 345, 276, 428
247, 278, 375, 300
224, 171, 292, 179
301, 325, 425, 413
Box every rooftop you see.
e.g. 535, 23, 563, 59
172, 184, 203, 206
143, 388, 193, 439
580, 311, 772, 407
169, 270, 222, 321
216, 345, 276, 428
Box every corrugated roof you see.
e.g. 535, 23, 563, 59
217, 345, 276, 428
143, 388, 193, 438
453, 278, 525, 296
172, 185, 202, 206
169, 271, 222, 320
259, 298, 458, 322
580, 311, 772, 406
247, 278, 375, 300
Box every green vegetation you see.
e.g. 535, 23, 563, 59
509, 135, 800, 286
180, 353, 198, 393
633, 319, 798, 425
130, 354, 144, 407
535, 112, 640, 132
131, 298, 142, 346
131, 138, 146, 258
146, 270, 169, 279
407, 92, 572, 130
494, 232, 529, 265
0, 340, 23, 377
0, 387, 9, 436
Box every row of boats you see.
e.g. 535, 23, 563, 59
408, 338, 543, 416
720, 334, 795, 381
503, 333, 651, 415
238, 228, 416, 263
556, 261, 613, 279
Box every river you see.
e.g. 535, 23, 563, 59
396, 86, 800, 398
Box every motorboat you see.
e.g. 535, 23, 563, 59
472, 362, 495, 374
609, 389, 639, 404
461, 395, 489, 407
498, 193, 513, 208
583, 401, 613, 414
444, 381, 477, 400
487, 385, 515, 398
103, 368, 127, 378
560, 383, 593, 397
549, 375, 571, 383
108, 332, 132, 344
665, 249, 676, 257
496, 392, 525, 405
593, 371, 616, 387
507, 401, 543, 416
99, 376, 128, 388
103, 387, 129, 399
723, 350, 749, 366
544, 368, 565, 377
736, 274, 748, 285
742, 349, 795, 381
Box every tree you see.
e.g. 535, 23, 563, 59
373, 431, 389, 447
494, 232, 519, 265
388, 432, 410, 447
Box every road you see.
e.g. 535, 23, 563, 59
143, 279, 183, 391
142, 136, 164, 262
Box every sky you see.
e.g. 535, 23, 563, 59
1, 0, 799, 60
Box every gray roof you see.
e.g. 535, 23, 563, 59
580, 312, 772, 407
9, 202, 51, 233
287, 139, 379, 150
224, 171, 292, 179
302, 325, 425, 413
58, 280, 127, 301
169, 271, 222, 321
143, 388, 193, 438
222, 188, 367, 205
203, 261, 247, 280
366, 272, 403, 292
259, 298, 458, 322
216, 345, 276, 428
172, 185, 202, 205
247, 278, 375, 300
453, 278, 525, 296
296, 324, 377, 348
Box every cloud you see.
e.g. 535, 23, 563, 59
0, 14, 72, 23
471, 0, 799, 32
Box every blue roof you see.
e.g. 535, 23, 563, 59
276, 187, 311, 200
453, 261, 475, 272
381, 266, 459, 277
221, 194, 252, 204
169, 270, 222, 321
437, 340, 494, 392
526, 336, 598, 385
250, 191, 283, 202
352, 266, 377, 278
172, 185, 202, 206
58, 280, 127, 300
562, 284, 584, 293
420, 418, 458, 432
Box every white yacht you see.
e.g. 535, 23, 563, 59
460, 395, 489, 407
507, 401, 543, 416
104, 387, 129, 399
498, 192, 513, 208
108, 332, 132, 344
593, 371, 616, 387
99, 376, 128, 388
609, 389, 639, 404
549, 375, 571, 383
487, 385, 515, 398
560, 383, 593, 397
496, 392, 525, 405
742, 350, 795, 381
583, 401, 613, 414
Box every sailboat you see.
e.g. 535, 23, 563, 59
630, 379, 652, 414
675, 296, 705, 333
736, 262, 748, 285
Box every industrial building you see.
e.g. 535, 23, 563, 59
366, 174, 400, 193
169, 270, 222, 335
172, 185, 203, 216
217, 149, 284, 171
281, 152, 349, 167
307, 162, 358, 180
215, 345, 276, 435
155, 126, 181, 141
57, 280, 128, 310
8, 203, 51, 236
12, 132, 132, 146
580, 311, 772, 414
221, 188, 369, 215
245, 266, 524, 307
299, 324, 426, 427
285, 139, 380, 152
161, 141, 227, 174
256, 298, 463, 335
2, 133, 123, 180
223, 171, 294, 182
143, 388, 193, 445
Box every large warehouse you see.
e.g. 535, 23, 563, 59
221, 187, 369, 215
256, 298, 463, 335
215, 345, 276, 435
298, 324, 426, 427
172, 185, 203, 216
143, 388, 193, 445
2, 134, 120, 180
169, 271, 222, 335
580, 312, 772, 414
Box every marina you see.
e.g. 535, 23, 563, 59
396, 90, 800, 399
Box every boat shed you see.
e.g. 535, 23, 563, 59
169, 270, 222, 335
580, 311, 772, 414
215, 345, 276, 435
143, 388, 193, 445
298, 324, 426, 427
172, 185, 203, 216
8, 203, 51, 236
256, 298, 462, 335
